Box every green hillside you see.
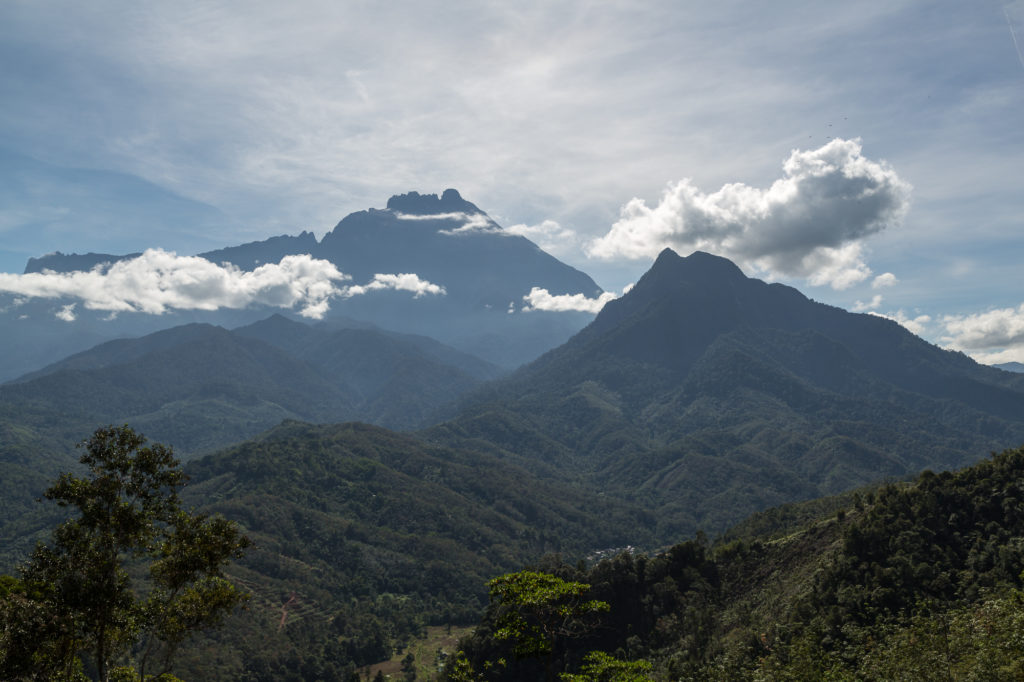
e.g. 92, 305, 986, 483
454, 444, 1024, 681
166, 420, 653, 679
434, 250, 1024, 537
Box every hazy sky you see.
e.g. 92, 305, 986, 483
1, 1, 1023, 362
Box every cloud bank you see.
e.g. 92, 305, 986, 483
344, 273, 446, 299
522, 284, 631, 314
505, 220, 579, 257
0, 249, 444, 320
586, 139, 911, 289
940, 304, 1024, 363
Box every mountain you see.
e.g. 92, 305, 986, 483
995, 361, 1024, 373
433, 249, 1024, 536
233, 314, 505, 428
202, 189, 603, 367
0, 315, 508, 553
2, 314, 505, 455
23, 251, 141, 273
1, 189, 601, 379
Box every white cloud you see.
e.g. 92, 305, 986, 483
852, 294, 883, 312
871, 309, 932, 336
0, 249, 444, 319
586, 139, 911, 290
521, 287, 621, 314
505, 220, 579, 257
344, 273, 446, 299
937, 302, 1024, 365
941, 304, 1024, 352
872, 272, 898, 289
55, 303, 76, 322
395, 212, 498, 236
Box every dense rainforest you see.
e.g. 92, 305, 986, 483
5, 431, 1024, 680
452, 444, 1024, 681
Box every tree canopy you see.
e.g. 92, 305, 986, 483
0, 425, 250, 681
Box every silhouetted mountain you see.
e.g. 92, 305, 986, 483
1, 189, 600, 379
996, 361, 1024, 373
198, 232, 319, 270
434, 249, 1024, 536
23, 251, 141, 274
311, 189, 599, 365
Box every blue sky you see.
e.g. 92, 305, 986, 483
1, 1, 1023, 363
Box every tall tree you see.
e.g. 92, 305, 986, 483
488, 571, 609, 681
1, 425, 249, 681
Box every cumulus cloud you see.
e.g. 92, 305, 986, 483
344, 273, 446, 298
505, 220, 580, 257
0, 249, 444, 320
852, 294, 883, 312
586, 138, 911, 289
940, 304, 1024, 354
55, 303, 77, 322
872, 272, 898, 288
521, 285, 630, 314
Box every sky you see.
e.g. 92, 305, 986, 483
1, 0, 1023, 363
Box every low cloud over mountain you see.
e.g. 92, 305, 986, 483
0, 249, 444, 320
521, 286, 624, 314
586, 138, 911, 290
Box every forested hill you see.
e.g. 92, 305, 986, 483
167, 420, 654, 678
432, 248, 1024, 536
0, 315, 507, 558
454, 444, 1024, 680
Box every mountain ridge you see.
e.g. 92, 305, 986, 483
432, 248, 1024, 535
2, 189, 602, 376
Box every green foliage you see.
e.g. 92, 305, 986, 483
457, 445, 1024, 681
488, 571, 609, 660
0, 425, 249, 681
559, 652, 653, 682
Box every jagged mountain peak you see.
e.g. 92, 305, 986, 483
637, 249, 751, 292
385, 188, 483, 216
585, 249, 806, 351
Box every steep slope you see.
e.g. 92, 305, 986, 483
435, 249, 1024, 536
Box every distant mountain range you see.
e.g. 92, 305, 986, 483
3, 190, 599, 379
